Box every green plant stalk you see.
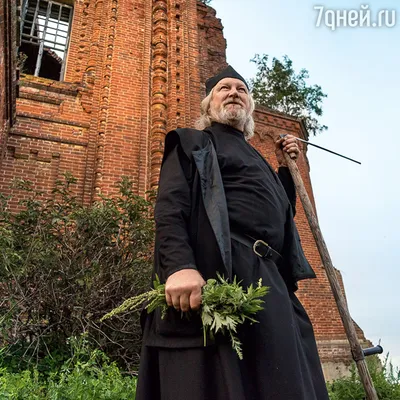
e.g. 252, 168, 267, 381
102, 274, 269, 360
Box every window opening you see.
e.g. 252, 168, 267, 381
19, 0, 73, 80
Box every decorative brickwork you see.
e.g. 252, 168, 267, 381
0, 0, 370, 379
150, 0, 168, 189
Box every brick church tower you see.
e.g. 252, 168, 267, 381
1, 0, 371, 379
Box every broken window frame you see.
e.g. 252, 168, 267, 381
19, 0, 73, 81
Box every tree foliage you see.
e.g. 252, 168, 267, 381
0, 174, 155, 373
250, 53, 328, 136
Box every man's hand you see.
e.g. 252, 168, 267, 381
165, 269, 206, 312
275, 134, 301, 166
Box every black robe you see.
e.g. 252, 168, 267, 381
136, 123, 329, 400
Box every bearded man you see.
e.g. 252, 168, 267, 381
136, 66, 329, 400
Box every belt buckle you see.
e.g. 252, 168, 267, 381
253, 239, 270, 258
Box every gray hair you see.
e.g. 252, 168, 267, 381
195, 88, 255, 140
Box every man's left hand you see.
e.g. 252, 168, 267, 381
275, 135, 301, 166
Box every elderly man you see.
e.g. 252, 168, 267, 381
136, 66, 329, 400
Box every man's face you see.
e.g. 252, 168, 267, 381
209, 77, 250, 117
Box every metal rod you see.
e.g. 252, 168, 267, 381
60, 5, 73, 81
30, 0, 41, 38
363, 345, 383, 357
34, 1, 53, 77
280, 134, 361, 165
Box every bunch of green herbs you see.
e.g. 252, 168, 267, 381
102, 274, 269, 359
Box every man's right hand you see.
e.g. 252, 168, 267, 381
165, 269, 206, 312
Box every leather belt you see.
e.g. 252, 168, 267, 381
230, 231, 283, 264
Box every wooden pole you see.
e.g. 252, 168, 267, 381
283, 153, 378, 400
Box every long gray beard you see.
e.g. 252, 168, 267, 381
209, 106, 247, 130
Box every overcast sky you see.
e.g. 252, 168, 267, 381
212, 0, 400, 369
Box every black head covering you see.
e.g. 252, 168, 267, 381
205, 65, 249, 96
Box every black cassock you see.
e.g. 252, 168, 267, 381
136, 122, 329, 400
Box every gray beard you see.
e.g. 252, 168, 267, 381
209, 106, 247, 130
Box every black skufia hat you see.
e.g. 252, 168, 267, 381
205, 65, 249, 96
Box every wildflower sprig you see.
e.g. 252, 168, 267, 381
101, 274, 269, 359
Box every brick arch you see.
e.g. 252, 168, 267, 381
253, 127, 275, 142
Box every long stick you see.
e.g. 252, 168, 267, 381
283, 152, 378, 400
280, 134, 361, 164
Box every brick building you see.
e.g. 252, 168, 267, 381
0, 0, 370, 379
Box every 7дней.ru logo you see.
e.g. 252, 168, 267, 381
314, 5, 396, 31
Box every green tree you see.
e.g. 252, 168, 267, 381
250, 54, 328, 136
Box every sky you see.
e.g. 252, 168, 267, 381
212, 0, 400, 369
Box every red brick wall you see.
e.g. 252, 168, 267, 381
0, 0, 154, 202
1, 0, 227, 198
88, 0, 152, 197
1, 76, 88, 208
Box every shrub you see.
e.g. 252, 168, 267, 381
0, 368, 45, 399
0, 175, 154, 373
327, 355, 400, 400
0, 335, 137, 399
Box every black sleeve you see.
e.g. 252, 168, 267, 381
278, 166, 297, 216
154, 140, 197, 279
